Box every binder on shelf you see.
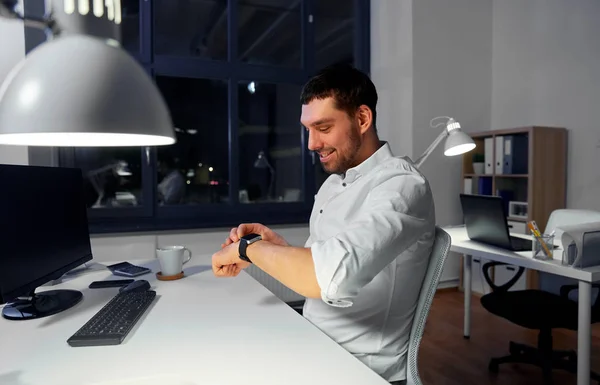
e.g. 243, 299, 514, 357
496, 189, 514, 214
484, 137, 494, 174
503, 135, 529, 174
495, 136, 504, 174
463, 178, 473, 194
478, 177, 492, 195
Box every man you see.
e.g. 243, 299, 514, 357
212, 64, 436, 385
157, 158, 185, 205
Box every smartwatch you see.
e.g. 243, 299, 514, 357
239, 233, 262, 263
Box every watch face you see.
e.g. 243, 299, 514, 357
242, 233, 261, 243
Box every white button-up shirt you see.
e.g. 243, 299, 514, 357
303, 142, 436, 382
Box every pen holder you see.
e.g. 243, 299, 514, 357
532, 234, 554, 260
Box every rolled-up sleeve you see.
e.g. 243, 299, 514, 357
310, 170, 434, 307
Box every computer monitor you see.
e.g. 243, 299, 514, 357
0, 164, 93, 320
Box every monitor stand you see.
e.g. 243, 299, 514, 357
64, 261, 106, 277
2, 289, 82, 320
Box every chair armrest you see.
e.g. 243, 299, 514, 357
286, 300, 305, 308
559, 283, 600, 307
286, 300, 305, 315
482, 261, 525, 293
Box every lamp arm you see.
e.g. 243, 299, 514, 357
1, 0, 61, 38
413, 129, 448, 168
268, 169, 275, 199
267, 161, 275, 198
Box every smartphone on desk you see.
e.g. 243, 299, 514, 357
89, 279, 134, 289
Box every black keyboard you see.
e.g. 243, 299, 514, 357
510, 235, 532, 251
510, 235, 557, 252
67, 290, 156, 347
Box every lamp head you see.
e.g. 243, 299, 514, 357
254, 151, 271, 169
442, 118, 476, 156
0, 0, 176, 147
115, 161, 132, 176
0, 34, 175, 146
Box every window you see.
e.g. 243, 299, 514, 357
238, 81, 304, 203
155, 76, 229, 205
74, 148, 143, 209
38, 0, 370, 233
121, 0, 140, 56
238, 0, 302, 67
314, 0, 354, 69
154, 0, 228, 61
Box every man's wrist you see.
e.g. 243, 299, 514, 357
244, 239, 267, 263
238, 233, 262, 263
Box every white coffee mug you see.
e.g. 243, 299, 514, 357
156, 246, 192, 276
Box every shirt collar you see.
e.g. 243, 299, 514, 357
343, 141, 394, 183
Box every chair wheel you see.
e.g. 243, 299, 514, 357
489, 359, 499, 373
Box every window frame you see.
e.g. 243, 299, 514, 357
28, 0, 371, 234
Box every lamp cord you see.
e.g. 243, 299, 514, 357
430, 116, 453, 129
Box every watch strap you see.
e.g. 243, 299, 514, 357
239, 233, 261, 263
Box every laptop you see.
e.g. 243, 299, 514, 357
459, 194, 534, 251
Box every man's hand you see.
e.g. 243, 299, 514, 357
221, 223, 289, 249
212, 242, 250, 277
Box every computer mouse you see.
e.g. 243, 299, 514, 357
119, 279, 151, 293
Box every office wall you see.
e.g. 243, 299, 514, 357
491, 0, 600, 211
412, 0, 493, 225
0, 16, 28, 165
371, 0, 493, 286
370, 0, 414, 160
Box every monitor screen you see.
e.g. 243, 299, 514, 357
0, 165, 93, 304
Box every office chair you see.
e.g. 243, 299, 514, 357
287, 299, 305, 315
480, 261, 600, 384
406, 226, 451, 385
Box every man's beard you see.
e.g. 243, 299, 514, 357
322, 124, 362, 175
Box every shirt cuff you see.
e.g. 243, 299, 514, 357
310, 239, 354, 308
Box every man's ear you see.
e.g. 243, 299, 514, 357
356, 105, 373, 134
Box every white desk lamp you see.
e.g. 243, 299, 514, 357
0, 0, 175, 147
413, 116, 476, 168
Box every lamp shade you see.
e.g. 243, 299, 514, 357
115, 161, 132, 176
444, 129, 476, 156
254, 151, 271, 169
0, 34, 175, 146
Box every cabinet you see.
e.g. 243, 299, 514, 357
460, 126, 568, 291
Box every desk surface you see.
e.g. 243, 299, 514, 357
0, 257, 388, 385
444, 225, 600, 282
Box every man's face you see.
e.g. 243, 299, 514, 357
301, 97, 362, 174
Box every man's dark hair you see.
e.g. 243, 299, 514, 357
300, 64, 378, 129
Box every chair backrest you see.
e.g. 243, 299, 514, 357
406, 226, 451, 385
541, 209, 600, 299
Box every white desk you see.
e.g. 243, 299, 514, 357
0, 257, 389, 385
444, 225, 600, 385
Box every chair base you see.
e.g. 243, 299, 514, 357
489, 340, 600, 385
